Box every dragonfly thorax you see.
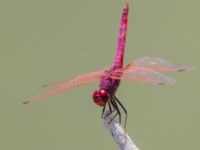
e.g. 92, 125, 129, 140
92, 89, 110, 106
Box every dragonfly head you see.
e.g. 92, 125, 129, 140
92, 89, 110, 106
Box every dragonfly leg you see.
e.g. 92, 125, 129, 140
104, 102, 115, 119
108, 101, 113, 112
113, 95, 128, 128
109, 96, 121, 124
108, 112, 118, 124
101, 105, 106, 118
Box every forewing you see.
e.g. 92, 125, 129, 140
133, 56, 193, 72
23, 67, 109, 104
109, 65, 176, 85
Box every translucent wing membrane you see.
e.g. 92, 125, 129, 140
109, 65, 176, 85
24, 56, 193, 104
109, 56, 194, 85
42, 79, 70, 87
133, 56, 194, 72
23, 67, 109, 104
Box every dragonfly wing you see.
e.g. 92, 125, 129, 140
42, 79, 69, 87
42, 66, 110, 87
132, 56, 193, 72
109, 66, 176, 85
23, 67, 109, 104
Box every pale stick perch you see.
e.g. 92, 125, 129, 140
103, 112, 140, 150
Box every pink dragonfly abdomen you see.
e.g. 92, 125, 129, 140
113, 3, 129, 69
99, 3, 129, 93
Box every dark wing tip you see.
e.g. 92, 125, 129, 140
158, 82, 166, 85
157, 78, 176, 86
178, 65, 195, 72
22, 101, 30, 105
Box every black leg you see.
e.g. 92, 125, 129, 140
109, 96, 121, 124
108, 101, 113, 113
108, 112, 118, 124
103, 95, 127, 128
101, 105, 106, 118
110, 95, 121, 124
104, 101, 115, 119
113, 95, 128, 128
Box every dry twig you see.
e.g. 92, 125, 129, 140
103, 112, 140, 150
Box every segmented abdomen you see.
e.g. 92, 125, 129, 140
113, 3, 129, 69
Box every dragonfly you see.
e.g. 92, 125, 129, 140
24, 3, 193, 127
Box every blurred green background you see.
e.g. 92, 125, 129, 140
0, 0, 199, 149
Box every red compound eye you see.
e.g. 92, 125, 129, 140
92, 89, 110, 106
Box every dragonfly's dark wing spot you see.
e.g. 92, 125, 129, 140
132, 57, 194, 72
